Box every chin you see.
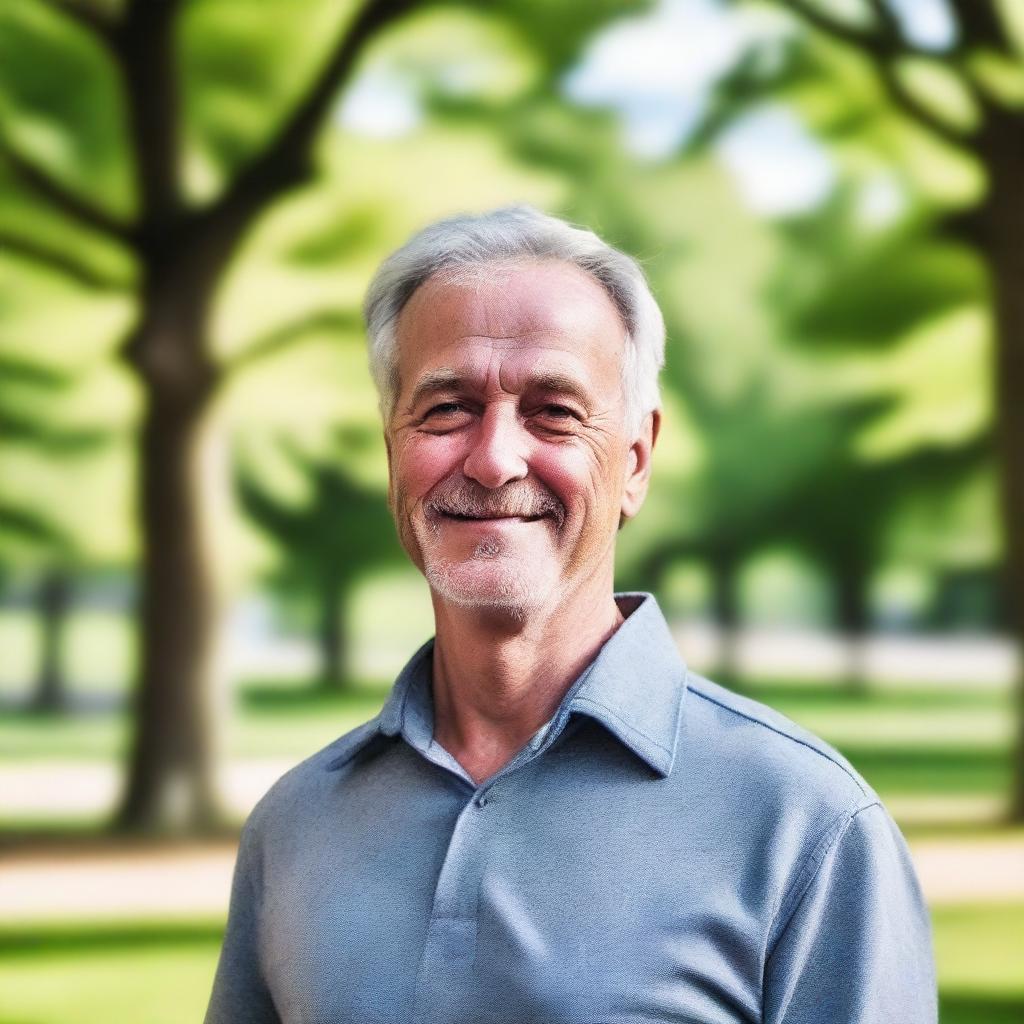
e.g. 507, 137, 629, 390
424, 559, 554, 617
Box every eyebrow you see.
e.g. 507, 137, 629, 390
407, 368, 594, 411
408, 369, 463, 410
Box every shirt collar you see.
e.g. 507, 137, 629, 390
326, 592, 687, 778
560, 592, 687, 777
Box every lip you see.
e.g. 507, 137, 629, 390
436, 512, 545, 524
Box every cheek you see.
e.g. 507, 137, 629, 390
394, 435, 465, 498
530, 445, 622, 513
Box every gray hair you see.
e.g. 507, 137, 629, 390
362, 205, 665, 435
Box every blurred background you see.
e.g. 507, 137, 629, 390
0, 0, 1022, 1020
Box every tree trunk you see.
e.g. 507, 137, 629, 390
982, 121, 1024, 822
318, 581, 348, 690
709, 550, 741, 685
30, 568, 71, 713
834, 562, 870, 695
115, 338, 224, 833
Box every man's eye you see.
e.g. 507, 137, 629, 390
540, 405, 577, 420
425, 402, 464, 417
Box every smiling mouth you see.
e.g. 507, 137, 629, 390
438, 512, 546, 523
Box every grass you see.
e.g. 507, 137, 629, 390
736, 680, 1016, 813
933, 904, 1024, 999
935, 903, 1024, 1024
230, 681, 392, 757
0, 905, 1019, 1024
0, 680, 391, 762
0, 920, 222, 1024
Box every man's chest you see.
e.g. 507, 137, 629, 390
256, 746, 780, 1024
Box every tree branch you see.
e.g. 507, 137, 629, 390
117, 0, 186, 243
785, 0, 957, 58
227, 310, 361, 373
870, 0, 901, 27
0, 141, 133, 242
783, 0, 971, 146
199, 0, 418, 255
949, 0, 1013, 55
784, 0, 889, 54
0, 230, 129, 291
865, 0, 908, 46
936, 205, 987, 250
877, 59, 974, 146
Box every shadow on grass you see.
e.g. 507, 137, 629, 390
0, 827, 242, 856
941, 993, 1024, 1023
737, 680, 1011, 711
0, 693, 125, 717
835, 746, 1011, 796
0, 921, 225, 959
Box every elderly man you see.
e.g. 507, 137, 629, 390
205, 206, 936, 1023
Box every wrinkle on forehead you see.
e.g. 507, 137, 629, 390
392, 264, 630, 422
398, 261, 627, 357
404, 343, 604, 414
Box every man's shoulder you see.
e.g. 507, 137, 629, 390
683, 670, 876, 814
245, 716, 383, 833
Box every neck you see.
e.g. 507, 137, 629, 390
429, 576, 624, 785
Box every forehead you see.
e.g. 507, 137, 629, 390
393, 261, 626, 397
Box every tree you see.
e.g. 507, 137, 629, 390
2, 0, 427, 832
236, 428, 405, 689
486, 66, 997, 705
736, 0, 1024, 818
0, 355, 128, 711
761, 185, 995, 687
495, 107, 906, 680
0, 0, 643, 832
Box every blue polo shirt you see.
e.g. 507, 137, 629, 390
205, 593, 936, 1023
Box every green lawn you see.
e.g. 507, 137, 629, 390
934, 903, 1024, 1023
0, 905, 1020, 1024
0, 680, 391, 762
0, 920, 223, 1024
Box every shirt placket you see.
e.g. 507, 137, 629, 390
407, 719, 559, 1024
410, 780, 493, 1024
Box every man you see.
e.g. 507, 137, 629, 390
206, 206, 936, 1023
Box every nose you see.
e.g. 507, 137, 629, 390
462, 404, 528, 489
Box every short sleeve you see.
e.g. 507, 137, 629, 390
763, 801, 937, 1024
204, 813, 281, 1024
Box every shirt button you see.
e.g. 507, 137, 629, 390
476, 795, 488, 808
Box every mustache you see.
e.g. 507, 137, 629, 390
428, 479, 565, 527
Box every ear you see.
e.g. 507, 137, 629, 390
621, 410, 660, 523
